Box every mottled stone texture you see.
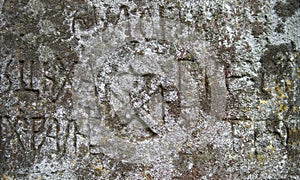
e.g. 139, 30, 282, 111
0, 0, 299, 179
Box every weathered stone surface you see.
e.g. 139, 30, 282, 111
0, 0, 299, 179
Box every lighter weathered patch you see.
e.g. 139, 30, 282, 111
71, 1, 228, 165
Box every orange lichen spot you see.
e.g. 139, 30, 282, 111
17, 23, 21, 31
94, 165, 103, 171
256, 154, 264, 165
259, 100, 268, 104
292, 106, 298, 113
278, 104, 288, 112
244, 123, 250, 129
16, 49, 21, 58
267, 142, 275, 152
2, 175, 8, 180
278, 104, 283, 112
143, 171, 153, 180
285, 80, 292, 91
263, 86, 271, 93
274, 86, 282, 97
102, 136, 109, 142
284, 105, 288, 111
257, 105, 261, 111
288, 129, 300, 145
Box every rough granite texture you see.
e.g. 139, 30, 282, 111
0, 0, 299, 179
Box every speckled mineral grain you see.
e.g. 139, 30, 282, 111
0, 0, 299, 179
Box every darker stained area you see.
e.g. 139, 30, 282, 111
274, 0, 300, 19
259, 42, 300, 177
259, 42, 300, 107
260, 42, 298, 79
